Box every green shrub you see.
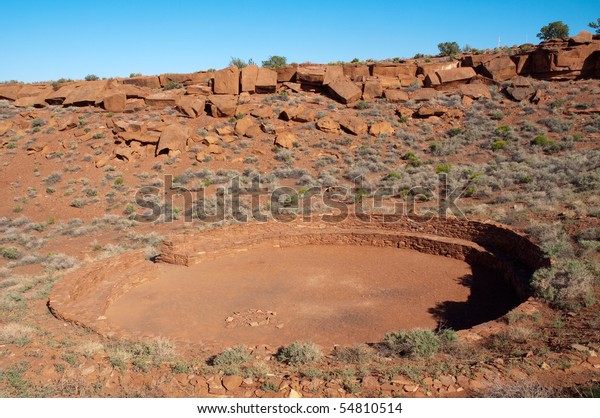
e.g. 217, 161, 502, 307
384, 329, 441, 358
532, 259, 596, 310
212, 345, 251, 367
262, 55, 287, 68
532, 135, 550, 146
537, 21, 569, 40
163, 80, 183, 90
230, 57, 254, 69
31, 118, 46, 128
0, 247, 21, 260
276, 341, 322, 365
354, 100, 370, 110
84, 74, 99, 81
435, 163, 452, 174
491, 140, 507, 150
437, 41, 460, 57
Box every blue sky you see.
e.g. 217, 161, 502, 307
1, 0, 598, 82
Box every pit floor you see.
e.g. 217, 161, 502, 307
105, 244, 513, 347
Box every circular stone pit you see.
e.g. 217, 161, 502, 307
49, 215, 549, 349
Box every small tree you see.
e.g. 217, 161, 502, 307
589, 18, 600, 34
261, 55, 287, 68
229, 57, 254, 69
84, 74, 99, 81
537, 21, 569, 40
437, 41, 460, 57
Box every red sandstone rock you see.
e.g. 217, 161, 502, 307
122, 75, 161, 89
339, 116, 368, 135
103, 92, 127, 112
208, 94, 237, 117
213, 66, 240, 95
327, 79, 362, 104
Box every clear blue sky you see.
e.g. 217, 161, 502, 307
1, 0, 598, 82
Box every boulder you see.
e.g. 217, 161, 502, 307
526, 39, 600, 79
124, 98, 146, 112
372, 63, 417, 78
213, 66, 240, 95
339, 116, 368, 135
118, 84, 151, 99
569, 30, 593, 45
435, 67, 476, 84
362, 79, 383, 100
145, 92, 177, 107
176, 95, 205, 117
458, 84, 491, 99
244, 125, 262, 138
316, 116, 340, 133
293, 108, 316, 123
0, 120, 13, 136
414, 106, 447, 118
342, 64, 370, 80
409, 88, 438, 101
156, 124, 189, 155
57, 114, 78, 131
369, 121, 394, 136
234, 117, 254, 136
327, 80, 362, 104
63, 80, 111, 106
424, 73, 441, 87
296, 66, 326, 85
0, 84, 22, 101
276, 65, 298, 83
241, 65, 259, 93
103, 92, 127, 112
506, 76, 535, 101
480, 55, 517, 81
255, 68, 277, 93
418, 61, 459, 77
159, 73, 194, 87
187, 85, 212, 96
45, 83, 78, 105
14, 95, 48, 108
280, 106, 302, 121
378, 76, 403, 89
274, 132, 296, 149
222, 375, 243, 391
383, 89, 409, 103
323, 66, 345, 85
122, 76, 161, 89
208, 95, 237, 117
191, 72, 212, 85
251, 106, 274, 119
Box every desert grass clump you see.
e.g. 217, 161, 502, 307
334, 344, 374, 364
531, 259, 596, 310
480, 380, 555, 398
383, 329, 441, 358
276, 341, 322, 365
0, 323, 35, 347
108, 337, 176, 372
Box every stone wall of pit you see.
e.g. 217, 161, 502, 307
158, 215, 549, 300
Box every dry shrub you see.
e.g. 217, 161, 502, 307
0, 323, 35, 347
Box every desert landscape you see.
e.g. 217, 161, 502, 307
0, 24, 599, 399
